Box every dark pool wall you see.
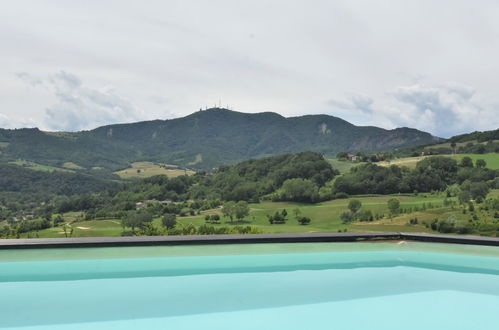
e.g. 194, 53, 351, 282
0, 232, 498, 249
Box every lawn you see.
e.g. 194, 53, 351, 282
29, 219, 123, 238
177, 194, 450, 234
30, 191, 499, 238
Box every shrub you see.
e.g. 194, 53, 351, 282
357, 210, 374, 222
162, 214, 177, 229
340, 211, 353, 223
297, 217, 311, 225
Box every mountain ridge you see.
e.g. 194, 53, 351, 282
0, 108, 442, 170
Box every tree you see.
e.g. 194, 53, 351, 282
348, 199, 362, 213
123, 211, 153, 232
469, 182, 489, 201
297, 217, 311, 225
281, 209, 288, 219
336, 152, 348, 160
268, 211, 285, 224
476, 159, 486, 169
387, 198, 400, 215
460, 157, 473, 168
234, 201, 250, 221
293, 208, 302, 220
280, 178, 319, 203
222, 201, 236, 222
340, 211, 353, 223
460, 180, 489, 202
162, 214, 177, 229
458, 188, 471, 204
357, 210, 373, 222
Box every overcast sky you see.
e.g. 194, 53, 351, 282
1, 0, 499, 137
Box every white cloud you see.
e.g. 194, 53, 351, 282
0, 113, 10, 128
16, 71, 144, 131
327, 83, 499, 138
328, 94, 374, 115
2, 1, 499, 136
388, 83, 493, 137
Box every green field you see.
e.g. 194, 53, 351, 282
377, 156, 426, 169
327, 159, 360, 173
115, 162, 195, 179
27, 192, 492, 238
452, 153, 499, 169
177, 194, 459, 234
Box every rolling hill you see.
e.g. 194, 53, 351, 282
0, 108, 441, 170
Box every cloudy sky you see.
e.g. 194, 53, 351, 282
1, 0, 499, 137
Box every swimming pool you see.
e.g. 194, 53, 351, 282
1, 242, 498, 330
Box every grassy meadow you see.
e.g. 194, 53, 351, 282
9, 160, 72, 173
115, 162, 196, 179
375, 153, 499, 170
27, 192, 498, 239
327, 158, 359, 173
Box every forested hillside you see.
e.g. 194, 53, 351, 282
0, 108, 440, 170
0, 163, 119, 209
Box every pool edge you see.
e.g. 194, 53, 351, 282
0, 232, 498, 249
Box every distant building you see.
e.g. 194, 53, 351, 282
136, 200, 173, 210
347, 154, 358, 162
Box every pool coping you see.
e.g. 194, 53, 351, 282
0, 232, 498, 249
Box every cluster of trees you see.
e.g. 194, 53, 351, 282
333, 156, 498, 196
340, 198, 403, 224
202, 151, 338, 202
339, 200, 374, 223
419, 194, 499, 235
204, 214, 221, 224
266, 208, 311, 225
267, 209, 288, 224
221, 201, 250, 222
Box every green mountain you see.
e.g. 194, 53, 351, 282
0, 108, 441, 170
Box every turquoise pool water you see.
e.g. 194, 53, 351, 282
0, 242, 498, 329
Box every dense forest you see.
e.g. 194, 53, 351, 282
333, 156, 497, 196
0, 164, 118, 203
